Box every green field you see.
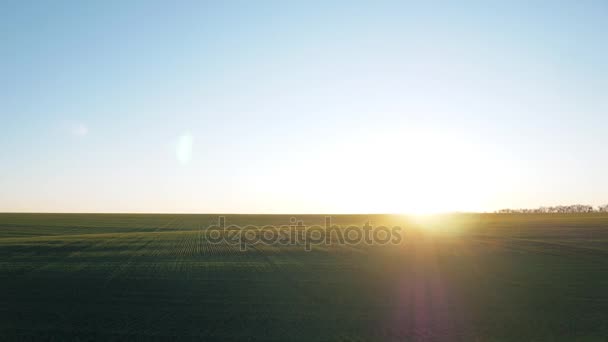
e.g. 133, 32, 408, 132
1, 213, 607, 341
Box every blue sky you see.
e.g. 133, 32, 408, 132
1, 1, 607, 213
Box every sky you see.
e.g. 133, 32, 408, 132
1, 1, 607, 214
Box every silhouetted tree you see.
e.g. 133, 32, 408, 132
496, 204, 607, 214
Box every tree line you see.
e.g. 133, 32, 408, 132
496, 204, 608, 214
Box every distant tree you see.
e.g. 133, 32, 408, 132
496, 204, 602, 214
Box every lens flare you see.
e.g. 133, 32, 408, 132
176, 133, 194, 165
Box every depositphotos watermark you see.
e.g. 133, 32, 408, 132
205, 216, 403, 251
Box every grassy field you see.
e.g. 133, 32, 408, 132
1, 213, 607, 341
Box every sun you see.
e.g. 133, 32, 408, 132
264, 125, 499, 215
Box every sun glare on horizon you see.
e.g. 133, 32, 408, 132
273, 125, 511, 215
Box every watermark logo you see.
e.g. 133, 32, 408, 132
205, 216, 403, 251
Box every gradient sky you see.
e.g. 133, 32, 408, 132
1, 1, 607, 213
